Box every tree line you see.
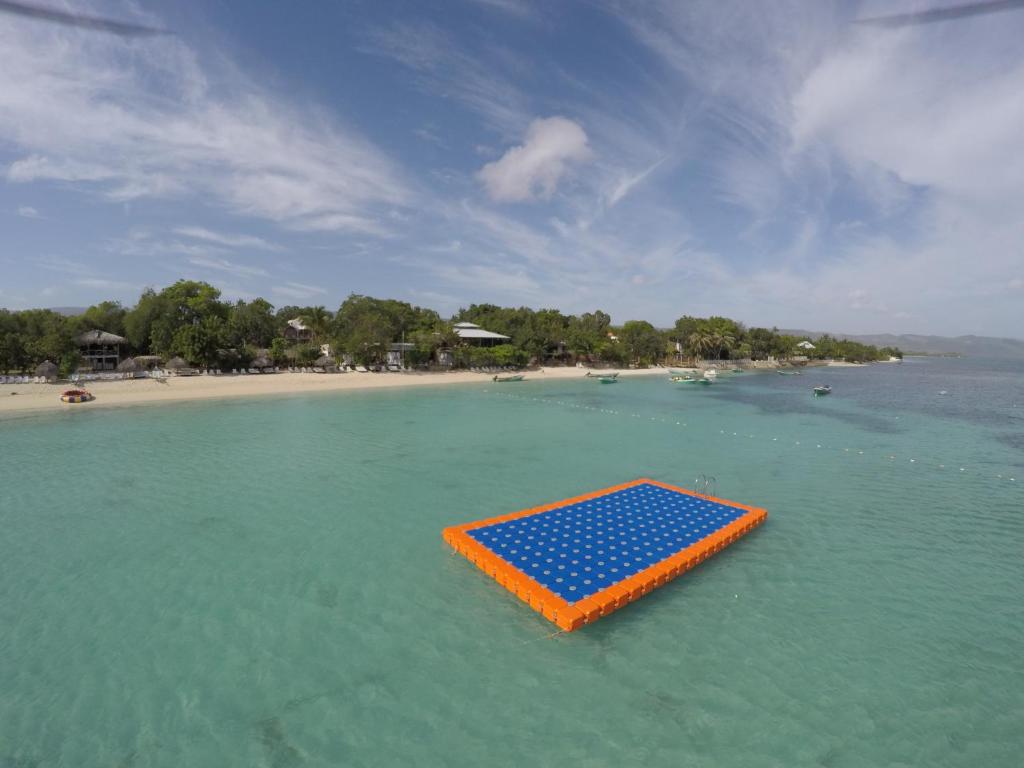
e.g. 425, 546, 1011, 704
0, 280, 901, 374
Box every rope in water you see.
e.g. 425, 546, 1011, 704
482, 389, 1020, 487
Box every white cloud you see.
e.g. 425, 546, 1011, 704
362, 22, 531, 136
186, 256, 269, 279
0, 11, 410, 234
607, 1, 1024, 334
174, 226, 280, 251
607, 157, 666, 207
16, 205, 40, 218
478, 117, 591, 202
271, 282, 327, 300
75, 277, 141, 292
466, 0, 536, 19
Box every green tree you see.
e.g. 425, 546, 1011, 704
80, 301, 127, 337
565, 310, 611, 358
145, 281, 228, 356
687, 331, 713, 360
170, 317, 224, 366
124, 289, 163, 353
227, 298, 276, 349
672, 316, 701, 345
269, 337, 290, 364
16, 309, 77, 367
619, 320, 664, 365
301, 306, 331, 345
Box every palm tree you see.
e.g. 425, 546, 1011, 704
709, 331, 735, 360
302, 306, 330, 346
687, 331, 714, 361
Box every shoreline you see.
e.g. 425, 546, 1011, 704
0, 366, 675, 418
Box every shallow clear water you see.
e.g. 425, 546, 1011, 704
1, 357, 1022, 767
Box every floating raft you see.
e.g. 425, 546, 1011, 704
443, 478, 767, 631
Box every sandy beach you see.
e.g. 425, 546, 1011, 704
0, 366, 675, 417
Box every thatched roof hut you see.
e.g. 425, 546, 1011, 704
78, 330, 126, 345
34, 360, 58, 380
251, 356, 274, 370
133, 355, 161, 369
116, 357, 141, 373
165, 356, 189, 371
314, 355, 338, 371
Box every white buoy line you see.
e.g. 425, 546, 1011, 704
483, 389, 1020, 487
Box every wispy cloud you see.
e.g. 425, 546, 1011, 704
464, 0, 536, 19
186, 256, 269, 279
174, 226, 280, 251
606, 157, 666, 207
75, 277, 142, 292
271, 281, 327, 301
0, 11, 411, 234
16, 205, 40, 218
360, 21, 532, 136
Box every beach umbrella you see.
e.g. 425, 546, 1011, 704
251, 356, 273, 370
165, 356, 189, 370
34, 360, 58, 380
116, 357, 140, 373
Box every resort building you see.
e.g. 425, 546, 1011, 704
284, 318, 312, 342
387, 342, 416, 369
452, 322, 510, 348
78, 330, 126, 371
796, 340, 816, 350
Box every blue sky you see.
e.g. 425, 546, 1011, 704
1, 0, 1022, 335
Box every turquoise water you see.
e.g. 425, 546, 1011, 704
1, 357, 1022, 767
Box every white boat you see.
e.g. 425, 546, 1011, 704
703, 369, 718, 380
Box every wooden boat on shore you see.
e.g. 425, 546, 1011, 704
493, 374, 525, 382
585, 371, 618, 379
813, 385, 832, 396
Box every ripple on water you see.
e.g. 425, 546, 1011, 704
0, 360, 1022, 766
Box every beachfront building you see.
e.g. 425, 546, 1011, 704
284, 318, 312, 342
387, 342, 416, 369
78, 330, 126, 371
452, 322, 510, 348
796, 340, 816, 350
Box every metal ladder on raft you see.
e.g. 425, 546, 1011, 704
693, 474, 717, 497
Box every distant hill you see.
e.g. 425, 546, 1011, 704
781, 330, 1024, 359
49, 306, 87, 316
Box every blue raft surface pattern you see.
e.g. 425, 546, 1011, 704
466, 482, 748, 603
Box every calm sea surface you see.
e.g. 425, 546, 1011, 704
2, 357, 1022, 767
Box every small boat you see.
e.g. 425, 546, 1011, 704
585, 371, 618, 378
597, 376, 619, 384
703, 369, 718, 379
813, 385, 831, 396
673, 375, 711, 385
777, 369, 800, 376
492, 374, 524, 382
60, 389, 94, 403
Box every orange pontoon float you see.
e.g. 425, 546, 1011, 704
443, 478, 766, 631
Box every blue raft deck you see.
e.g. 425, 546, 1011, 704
443, 478, 767, 631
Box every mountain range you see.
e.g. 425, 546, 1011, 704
782, 330, 1024, 358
